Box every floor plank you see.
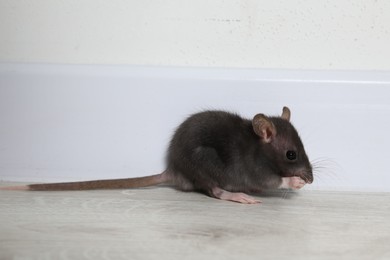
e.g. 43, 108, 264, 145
0, 183, 389, 260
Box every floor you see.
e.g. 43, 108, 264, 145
0, 182, 389, 260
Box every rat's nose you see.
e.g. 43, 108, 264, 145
305, 174, 313, 184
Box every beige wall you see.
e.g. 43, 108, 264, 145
1, 0, 390, 70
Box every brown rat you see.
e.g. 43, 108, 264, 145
1, 107, 313, 204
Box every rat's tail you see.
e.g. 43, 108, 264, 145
0, 185, 29, 191
0, 172, 170, 191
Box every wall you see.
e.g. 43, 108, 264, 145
1, 0, 390, 70
1, 64, 390, 192
1, 1, 390, 191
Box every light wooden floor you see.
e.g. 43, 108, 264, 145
1, 182, 389, 260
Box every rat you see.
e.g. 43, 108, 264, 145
0, 107, 313, 204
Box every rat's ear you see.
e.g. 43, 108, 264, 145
252, 114, 276, 143
281, 106, 291, 121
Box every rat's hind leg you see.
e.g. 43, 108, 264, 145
211, 187, 261, 204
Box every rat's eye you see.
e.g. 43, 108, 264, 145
286, 150, 297, 161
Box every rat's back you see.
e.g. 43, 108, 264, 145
167, 110, 250, 157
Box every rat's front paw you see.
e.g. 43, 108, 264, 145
279, 176, 306, 190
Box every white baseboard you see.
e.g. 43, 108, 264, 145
1, 63, 390, 192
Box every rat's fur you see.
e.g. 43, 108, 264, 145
166, 109, 312, 197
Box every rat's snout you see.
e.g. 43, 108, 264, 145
302, 163, 314, 184
294, 168, 313, 184
303, 171, 313, 184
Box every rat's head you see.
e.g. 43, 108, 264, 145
252, 107, 313, 184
